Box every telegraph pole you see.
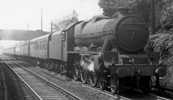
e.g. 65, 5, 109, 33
41, 8, 43, 32
151, 0, 155, 34
27, 24, 29, 30
51, 21, 53, 34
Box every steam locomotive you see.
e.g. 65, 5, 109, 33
4, 12, 157, 93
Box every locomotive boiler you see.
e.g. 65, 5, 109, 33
64, 12, 156, 93
74, 15, 148, 52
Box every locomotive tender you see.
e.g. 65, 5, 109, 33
4, 12, 157, 93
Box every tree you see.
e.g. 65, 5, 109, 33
98, 0, 138, 17
52, 10, 78, 32
98, 0, 173, 31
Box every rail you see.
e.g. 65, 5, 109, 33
1, 55, 172, 100
17, 62, 131, 100
5, 63, 43, 100
0, 63, 8, 100
14, 63, 82, 100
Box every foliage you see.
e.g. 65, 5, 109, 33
147, 31, 173, 87
98, 0, 138, 17
98, 0, 173, 30
149, 32, 173, 58
52, 10, 78, 32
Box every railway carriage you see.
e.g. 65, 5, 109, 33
3, 47, 16, 55
15, 43, 21, 56
48, 31, 66, 61
30, 35, 49, 59
20, 41, 30, 56
45, 31, 66, 72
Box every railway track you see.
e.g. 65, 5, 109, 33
0, 63, 8, 100
149, 94, 171, 100
16, 62, 172, 100
5, 62, 82, 100
6, 64, 42, 100
75, 79, 172, 100
0, 55, 172, 100
14, 62, 131, 100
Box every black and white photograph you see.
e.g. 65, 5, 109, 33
0, 0, 173, 100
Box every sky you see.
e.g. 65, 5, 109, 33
0, 0, 102, 31
0, 0, 102, 50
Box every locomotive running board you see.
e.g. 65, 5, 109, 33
110, 64, 157, 77
68, 51, 100, 55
